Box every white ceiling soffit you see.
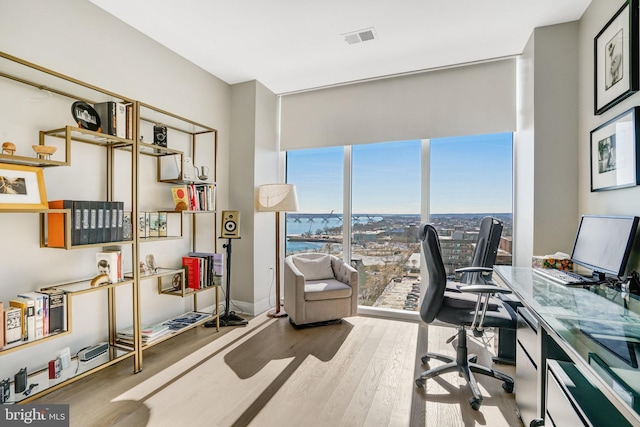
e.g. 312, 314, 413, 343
88, 0, 591, 94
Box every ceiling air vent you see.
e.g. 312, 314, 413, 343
342, 27, 378, 45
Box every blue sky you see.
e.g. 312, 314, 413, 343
286, 133, 512, 214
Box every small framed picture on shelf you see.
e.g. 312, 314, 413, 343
594, 0, 639, 115
590, 106, 640, 191
0, 163, 48, 210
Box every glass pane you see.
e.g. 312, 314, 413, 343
285, 147, 344, 256
430, 132, 513, 277
351, 140, 422, 310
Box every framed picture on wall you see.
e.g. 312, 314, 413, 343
0, 163, 48, 210
590, 106, 640, 191
594, 0, 639, 115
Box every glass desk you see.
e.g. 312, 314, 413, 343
494, 266, 640, 426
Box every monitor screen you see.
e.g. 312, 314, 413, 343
571, 215, 639, 279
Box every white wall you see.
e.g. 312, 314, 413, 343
578, 0, 640, 271
0, 0, 231, 375
514, 22, 580, 266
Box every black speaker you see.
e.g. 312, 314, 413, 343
221, 210, 240, 238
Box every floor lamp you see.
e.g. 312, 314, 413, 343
258, 183, 299, 317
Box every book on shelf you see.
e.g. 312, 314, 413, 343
76, 200, 90, 245
116, 102, 127, 139
188, 252, 224, 287
158, 212, 167, 237
16, 292, 45, 340
94, 101, 117, 136
148, 212, 159, 238
89, 201, 99, 244
138, 212, 149, 238
37, 288, 66, 334
96, 250, 122, 284
0, 302, 2, 348
117, 323, 171, 344
97, 202, 105, 244
182, 256, 202, 290
122, 211, 132, 240
104, 202, 111, 243
4, 306, 22, 345
161, 311, 210, 332
110, 201, 118, 242
9, 297, 34, 341
116, 201, 124, 241
47, 200, 74, 247
171, 186, 189, 211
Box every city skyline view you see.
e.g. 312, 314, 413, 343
286, 132, 513, 215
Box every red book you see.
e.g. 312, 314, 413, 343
182, 256, 201, 290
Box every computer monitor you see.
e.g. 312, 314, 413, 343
571, 215, 639, 281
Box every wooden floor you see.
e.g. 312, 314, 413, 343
34, 313, 523, 427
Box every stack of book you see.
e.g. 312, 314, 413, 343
2, 288, 67, 347
93, 101, 133, 140
182, 252, 224, 290
117, 323, 171, 345
48, 200, 127, 247
171, 184, 216, 211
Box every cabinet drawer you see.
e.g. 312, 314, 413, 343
546, 362, 587, 427
516, 340, 539, 426
517, 306, 539, 367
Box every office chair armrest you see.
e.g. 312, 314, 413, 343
455, 266, 493, 273
457, 284, 512, 295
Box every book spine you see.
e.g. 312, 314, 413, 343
148, 212, 159, 237
96, 201, 105, 244
116, 102, 127, 139
158, 212, 167, 237
48, 291, 65, 333
17, 293, 44, 340
117, 202, 124, 241
47, 200, 73, 248
182, 257, 201, 290
89, 201, 99, 244
77, 200, 90, 245
4, 307, 22, 344
104, 202, 111, 243
0, 301, 3, 348
111, 202, 118, 242
41, 293, 49, 337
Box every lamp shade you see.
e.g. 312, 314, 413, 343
258, 184, 299, 212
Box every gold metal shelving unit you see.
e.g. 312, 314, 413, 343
0, 49, 219, 400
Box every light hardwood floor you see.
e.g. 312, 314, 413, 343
34, 313, 523, 427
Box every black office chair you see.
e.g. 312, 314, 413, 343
458, 216, 503, 286
415, 222, 517, 410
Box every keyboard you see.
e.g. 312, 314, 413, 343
533, 267, 591, 285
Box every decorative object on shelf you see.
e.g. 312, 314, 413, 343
171, 185, 189, 211
1, 142, 16, 155
594, 0, 639, 115
145, 254, 157, 274
590, 106, 640, 191
195, 165, 209, 181
181, 157, 196, 181
153, 124, 167, 152
31, 145, 57, 160
71, 101, 100, 131
90, 274, 110, 287
0, 163, 48, 210
140, 262, 148, 275
257, 184, 300, 318
172, 273, 182, 291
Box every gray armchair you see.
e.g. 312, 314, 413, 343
284, 253, 358, 327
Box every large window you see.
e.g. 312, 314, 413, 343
285, 133, 513, 315
285, 146, 344, 256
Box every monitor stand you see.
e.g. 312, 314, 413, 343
204, 238, 248, 328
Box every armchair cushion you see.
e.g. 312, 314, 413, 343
292, 254, 334, 281
305, 279, 353, 301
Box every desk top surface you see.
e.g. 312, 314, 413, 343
495, 266, 640, 420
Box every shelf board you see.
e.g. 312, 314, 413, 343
0, 330, 71, 356
139, 141, 183, 157
42, 125, 134, 149
126, 267, 184, 281
139, 236, 183, 243
0, 153, 66, 167
17, 346, 134, 404
159, 285, 218, 298
43, 277, 134, 296
42, 239, 134, 250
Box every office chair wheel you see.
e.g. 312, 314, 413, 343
469, 397, 481, 411
415, 378, 425, 388
529, 419, 544, 427
502, 381, 514, 393
421, 355, 430, 364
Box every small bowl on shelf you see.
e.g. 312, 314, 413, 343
32, 145, 57, 160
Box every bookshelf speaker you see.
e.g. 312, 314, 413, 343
221, 210, 240, 238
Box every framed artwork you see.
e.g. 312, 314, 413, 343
594, 0, 639, 115
0, 163, 48, 210
590, 106, 640, 191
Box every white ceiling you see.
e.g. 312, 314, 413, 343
88, 0, 591, 95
